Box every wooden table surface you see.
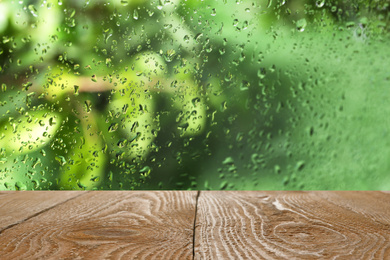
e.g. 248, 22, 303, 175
1, 191, 390, 259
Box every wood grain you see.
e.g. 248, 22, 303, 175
0, 191, 197, 260
0, 191, 85, 231
194, 191, 390, 260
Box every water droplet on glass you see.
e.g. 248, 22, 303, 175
222, 157, 234, 165
117, 138, 127, 147
315, 0, 325, 8
90, 176, 100, 182
195, 33, 203, 42
74, 85, 79, 95
183, 35, 190, 42
108, 123, 119, 132
163, 49, 176, 62
28, 5, 38, 17
140, 166, 151, 177
84, 100, 92, 112
296, 18, 307, 32
133, 9, 139, 20
220, 181, 228, 190
15, 182, 27, 191
55, 156, 67, 166
296, 161, 305, 171
240, 80, 250, 91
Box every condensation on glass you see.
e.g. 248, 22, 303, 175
0, 0, 389, 190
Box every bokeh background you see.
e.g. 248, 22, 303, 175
0, 0, 389, 190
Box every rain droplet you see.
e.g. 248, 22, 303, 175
243, 21, 248, 30
15, 182, 27, 191
121, 0, 129, 6
192, 97, 200, 106
28, 5, 38, 17
117, 138, 127, 148
221, 101, 227, 111
133, 9, 139, 20
346, 21, 355, 28
220, 181, 228, 190
108, 122, 119, 132
163, 49, 176, 62
74, 85, 79, 95
315, 0, 325, 8
84, 100, 92, 112
32, 158, 41, 169
222, 157, 234, 165
240, 80, 250, 91
55, 156, 67, 166
195, 33, 203, 42
140, 166, 151, 177
274, 165, 281, 174
296, 18, 307, 32
90, 176, 100, 182
296, 161, 305, 171
77, 182, 87, 189
0, 158, 7, 164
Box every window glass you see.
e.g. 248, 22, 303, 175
0, 0, 389, 190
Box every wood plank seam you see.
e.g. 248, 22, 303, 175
0, 191, 90, 234
193, 190, 201, 260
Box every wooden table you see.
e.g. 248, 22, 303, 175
1, 191, 389, 259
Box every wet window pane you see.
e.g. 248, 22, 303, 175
0, 0, 389, 190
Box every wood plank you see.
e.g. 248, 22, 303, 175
0, 191, 197, 259
0, 191, 86, 231
195, 191, 390, 259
